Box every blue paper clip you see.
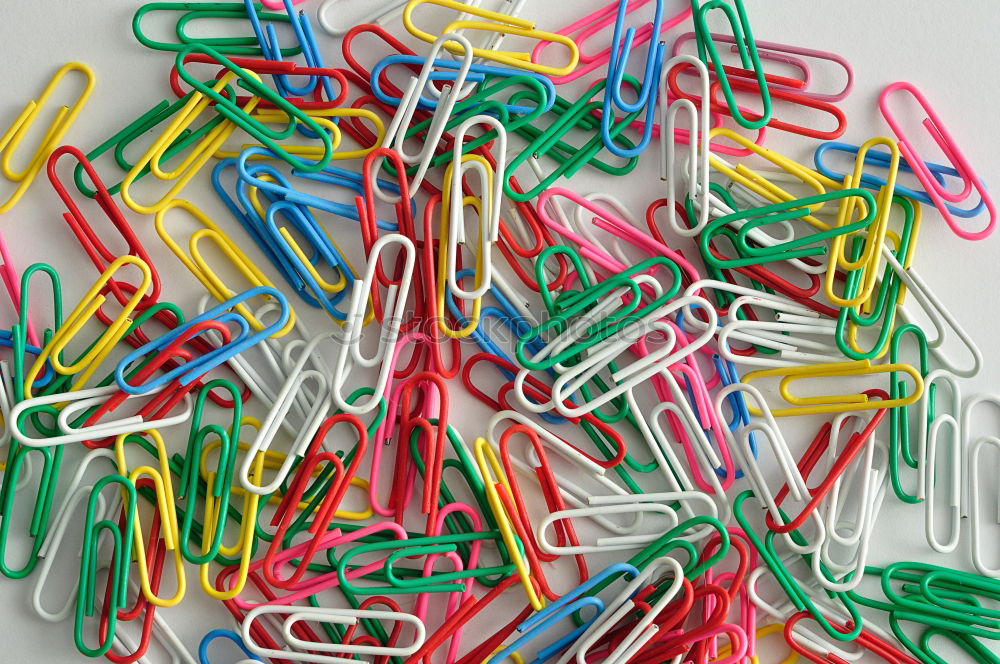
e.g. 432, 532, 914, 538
245, 0, 337, 103
115, 287, 291, 395
226, 157, 359, 315
213, 159, 320, 303
237, 147, 404, 231
198, 629, 263, 664
813, 141, 988, 219
602, 0, 665, 158
264, 200, 353, 320
488, 563, 640, 664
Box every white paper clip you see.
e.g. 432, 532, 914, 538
381, 33, 475, 197
718, 383, 826, 555
888, 249, 982, 378
242, 606, 425, 664
969, 436, 1000, 577
660, 55, 711, 236
10, 383, 193, 447
32, 451, 118, 622
445, 115, 506, 302
331, 233, 415, 415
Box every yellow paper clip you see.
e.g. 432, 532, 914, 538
742, 359, 923, 417
120, 73, 260, 214
199, 418, 264, 601
155, 199, 295, 337
0, 63, 95, 214
403, 0, 579, 77
25, 255, 152, 393
115, 430, 186, 608
473, 437, 544, 611
824, 137, 900, 308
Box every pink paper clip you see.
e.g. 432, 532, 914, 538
880, 82, 996, 240
259, 0, 306, 9
673, 32, 854, 102
531, 0, 690, 84
414, 504, 483, 664
0, 232, 37, 347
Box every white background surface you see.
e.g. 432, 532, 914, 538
2, 1, 1000, 662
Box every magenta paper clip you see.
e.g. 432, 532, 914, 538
531, 0, 690, 84
880, 82, 996, 241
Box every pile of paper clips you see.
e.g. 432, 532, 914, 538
0, 0, 998, 662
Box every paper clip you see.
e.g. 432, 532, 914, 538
237, 333, 334, 495
261, 415, 365, 589
114, 431, 186, 608
506, 79, 644, 202
243, 0, 336, 101
175, 44, 336, 172
132, 2, 304, 55
75, 475, 137, 658
486, 570, 612, 664
666, 41, 846, 140
742, 360, 923, 417
24, 255, 152, 391
119, 73, 253, 215
561, 556, 687, 664
601, 0, 666, 158
769, 405, 887, 542
0, 63, 95, 214
242, 605, 425, 663
10, 381, 194, 448
380, 33, 475, 195
403, 0, 579, 77
660, 55, 711, 236
719, 383, 826, 555
969, 436, 1000, 577
47, 146, 161, 310
700, 188, 877, 272
784, 612, 918, 664
817, 437, 887, 592
673, 31, 854, 102
436, 118, 506, 339
330, 233, 415, 414
518, 295, 717, 417
880, 82, 996, 240
171, 53, 348, 112
32, 449, 118, 622
814, 141, 988, 220
692, 0, 771, 130
533, 0, 690, 84
822, 138, 899, 309
923, 373, 962, 554
887, 249, 982, 378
